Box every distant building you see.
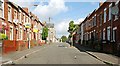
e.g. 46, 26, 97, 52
46, 23, 56, 42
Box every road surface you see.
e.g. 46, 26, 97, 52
14, 43, 104, 64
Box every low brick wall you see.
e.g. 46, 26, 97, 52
103, 44, 113, 53
30, 40, 35, 48
16, 40, 28, 51
3, 40, 16, 54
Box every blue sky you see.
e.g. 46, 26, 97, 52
10, 0, 100, 38
50, 2, 99, 38
54, 2, 99, 22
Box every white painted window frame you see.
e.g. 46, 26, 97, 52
8, 4, 12, 22
0, 0, 4, 18
103, 28, 106, 40
109, 3, 112, 21
10, 26, 13, 40
14, 9, 17, 19
107, 26, 111, 41
113, 27, 117, 42
104, 8, 107, 23
114, 1, 119, 21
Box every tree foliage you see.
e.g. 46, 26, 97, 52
68, 34, 72, 38
0, 33, 8, 40
61, 36, 67, 42
42, 26, 49, 40
68, 21, 75, 33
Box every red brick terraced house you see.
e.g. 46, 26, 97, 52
2, 0, 44, 54
82, 1, 120, 54
29, 12, 44, 47
0, 0, 8, 38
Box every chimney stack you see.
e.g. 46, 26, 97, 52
99, 2, 103, 6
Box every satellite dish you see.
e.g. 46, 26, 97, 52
111, 4, 119, 15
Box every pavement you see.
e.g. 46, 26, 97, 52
74, 44, 120, 65
0, 42, 2, 66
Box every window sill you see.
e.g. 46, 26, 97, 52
108, 19, 111, 21
8, 20, 12, 23
0, 17, 5, 20
103, 22, 106, 23
114, 18, 118, 21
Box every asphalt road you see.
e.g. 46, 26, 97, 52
14, 43, 104, 64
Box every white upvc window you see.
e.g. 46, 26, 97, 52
103, 28, 105, 40
8, 5, 12, 22
109, 3, 112, 20
19, 26, 22, 40
107, 27, 111, 41
94, 14, 96, 26
90, 32, 91, 39
0, 0, 4, 18
19, 12, 22, 23
113, 27, 117, 42
100, 14, 102, 26
26, 16, 28, 22
114, 0, 119, 20
23, 13, 25, 23
14, 9, 17, 19
104, 8, 107, 23
10, 26, 13, 40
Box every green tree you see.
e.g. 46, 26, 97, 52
68, 34, 72, 38
61, 36, 67, 42
42, 26, 49, 40
68, 21, 75, 33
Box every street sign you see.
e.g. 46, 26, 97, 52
25, 23, 31, 29
33, 28, 38, 33
111, 4, 119, 15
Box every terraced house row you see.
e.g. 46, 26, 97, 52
0, 0, 45, 54
77, 1, 120, 54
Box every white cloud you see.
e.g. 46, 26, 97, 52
55, 20, 69, 38
32, 0, 68, 22
74, 18, 84, 24
55, 18, 84, 38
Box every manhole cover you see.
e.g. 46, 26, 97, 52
58, 45, 65, 47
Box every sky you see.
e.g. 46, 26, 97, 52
9, 0, 101, 38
